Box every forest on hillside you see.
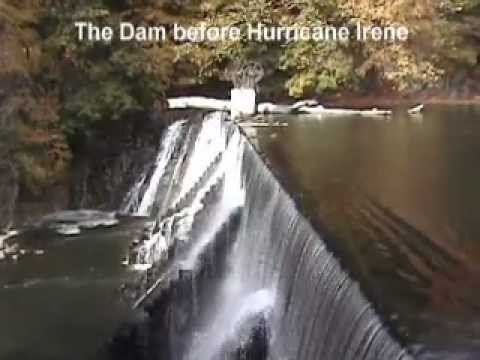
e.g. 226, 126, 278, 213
0, 0, 479, 200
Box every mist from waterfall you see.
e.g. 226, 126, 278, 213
185, 289, 275, 360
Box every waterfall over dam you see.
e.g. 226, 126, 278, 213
110, 112, 412, 360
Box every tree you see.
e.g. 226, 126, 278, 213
175, 0, 479, 97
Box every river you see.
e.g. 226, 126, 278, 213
1, 105, 479, 359
255, 104, 480, 358
0, 219, 145, 360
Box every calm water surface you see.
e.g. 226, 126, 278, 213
257, 105, 480, 358
0, 219, 144, 360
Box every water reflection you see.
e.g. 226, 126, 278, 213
257, 105, 480, 356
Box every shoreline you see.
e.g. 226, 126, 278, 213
168, 82, 480, 110
319, 93, 480, 110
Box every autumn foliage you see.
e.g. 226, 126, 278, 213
0, 0, 479, 191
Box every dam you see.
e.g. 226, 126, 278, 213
109, 111, 410, 360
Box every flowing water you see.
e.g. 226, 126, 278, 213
1, 105, 479, 360
109, 112, 410, 360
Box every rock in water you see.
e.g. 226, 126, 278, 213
39, 209, 119, 235
54, 224, 82, 236
0, 230, 18, 249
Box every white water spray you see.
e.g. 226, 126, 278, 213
186, 289, 275, 360
180, 130, 245, 270
138, 121, 185, 216
122, 121, 185, 216
174, 113, 227, 203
